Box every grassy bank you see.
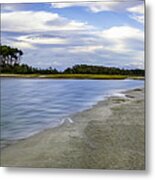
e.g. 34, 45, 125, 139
0, 73, 145, 80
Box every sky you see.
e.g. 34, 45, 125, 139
1, 0, 145, 70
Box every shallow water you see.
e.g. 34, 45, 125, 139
1, 78, 144, 147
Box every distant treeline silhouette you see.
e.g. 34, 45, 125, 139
0, 45, 144, 76
63, 64, 144, 76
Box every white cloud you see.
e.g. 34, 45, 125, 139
51, 1, 142, 13
1, 11, 91, 33
1, 34, 35, 49
127, 4, 144, 14
101, 26, 144, 40
1, 5, 144, 69
13, 41, 35, 49
92, 26, 144, 56
127, 4, 144, 24
96, 26, 144, 66
1, 11, 58, 32
51, 2, 119, 13
1, 10, 93, 53
17, 35, 68, 45
68, 45, 103, 53
129, 14, 144, 24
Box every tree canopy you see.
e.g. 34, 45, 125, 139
63, 64, 145, 76
0, 45, 23, 66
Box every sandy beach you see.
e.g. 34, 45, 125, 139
1, 88, 145, 170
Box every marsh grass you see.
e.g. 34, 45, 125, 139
0, 73, 144, 80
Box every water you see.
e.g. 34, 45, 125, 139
1, 78, 144, 147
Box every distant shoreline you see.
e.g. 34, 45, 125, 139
1, 88, 145, 169
0, 73, 145, 80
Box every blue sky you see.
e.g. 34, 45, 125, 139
1, 0, 144, 70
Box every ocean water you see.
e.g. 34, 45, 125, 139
1, 78, 144, 147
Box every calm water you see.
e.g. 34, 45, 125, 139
1, 78, 144, 147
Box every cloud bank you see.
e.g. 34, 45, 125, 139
1, 1, 144, 69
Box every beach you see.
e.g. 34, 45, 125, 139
1, 88, 145, 170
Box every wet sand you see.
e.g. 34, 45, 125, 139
1, 88, 145, 169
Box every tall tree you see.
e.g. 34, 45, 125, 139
0, 45, 23, 66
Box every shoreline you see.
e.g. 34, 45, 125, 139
1, 86, 142, 149
0, 88, 126, 149
0, 74, 145, 80
1, 88, 145, 169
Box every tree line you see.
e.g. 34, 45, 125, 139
63, 64, 145, 76
0, 45, 145, 76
